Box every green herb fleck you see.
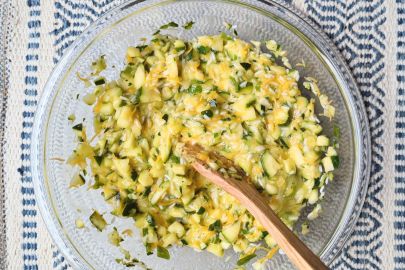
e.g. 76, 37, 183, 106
94, 77, 105, 85
333, 125, 341, 139
136, 45, 148, 51
183, 21, 194, 30
162, 114, 169, 122
188, 84, 202, 94
170, 155, 180, 164
181, 239, 188, 245
197, 46, 210, 54
143, 186, 152, 197
197, 207, 206, 215
157, 246, 170, 260
201, 109, 213, 118
185, 50, 193, 61
160, 21, 178, 29
131, 171, 138, 181
314, 177, 321, 188
240, 62, 251, 70
94, 156, 103, 166
331, 155, 340, 168
72, 123, 83, 131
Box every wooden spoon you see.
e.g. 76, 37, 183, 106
183, 143, 328, 270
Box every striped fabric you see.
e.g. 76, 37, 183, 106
395, 0, 405, 268
0, 0, 403, 269
303, 2, 386, 269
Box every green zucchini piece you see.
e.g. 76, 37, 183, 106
108, 227, 123, 246
261, 151, 280, 177
237, 253, 257, 266
72, 123, 83, 131
89, 211, 107, 232
122, 199, 137, 217
94, 77, 105, 86
221, 222, 240, 243
157, 246, 170, 260
240, 62, 251, 70
103, 187, 118, 201
331, 155, 340, 168
208, 220, 222, 232
197, 207, 205, 215
69, 173, 85, 188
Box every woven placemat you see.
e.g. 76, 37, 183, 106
1, 1, 14, 269
1, 0, 403, 269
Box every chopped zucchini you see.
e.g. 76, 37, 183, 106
157, 246, 170, 260
134, 64, 145, 90
237, 253, 257, 266
221, 222, 240, 243
138, 171, 154, 187
89, 211, 107, 232
108, 227, 123, 246
322, 156, 334, 172
233, 95, 257, 121
316, 135, 329, 146
207, 243, 224, 257
261, 151, 280, 177
70, 34, 338, 263
69, 173, 85, 188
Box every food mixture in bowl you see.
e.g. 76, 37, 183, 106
68, 26, 339, 268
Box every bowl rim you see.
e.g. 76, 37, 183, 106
31, 0, 371, 268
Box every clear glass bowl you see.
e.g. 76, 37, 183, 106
31, 0, 371, 269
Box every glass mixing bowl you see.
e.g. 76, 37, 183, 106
31, 0, 371, 269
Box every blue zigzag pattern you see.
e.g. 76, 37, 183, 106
51, 0, 122, 64
305, 1, 385, 269
395, 1, 405, 269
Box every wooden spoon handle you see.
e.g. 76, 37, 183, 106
192, 162, 329, 270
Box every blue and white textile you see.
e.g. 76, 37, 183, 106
0, 0, 402, 269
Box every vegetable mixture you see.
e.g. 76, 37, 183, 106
69, 30, 339, 267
